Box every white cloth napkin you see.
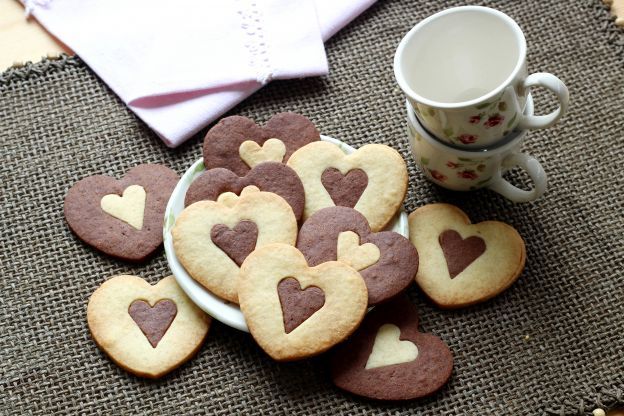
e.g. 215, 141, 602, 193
28, 0, 376, 147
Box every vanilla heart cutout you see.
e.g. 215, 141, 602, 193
238, 244, 368, 361
203, 113, 320, 176
287, 142, 408, 231
330, 296, 453, 400
297, 206, 418, 305
172, 188, 297, 303
87, 275, 210, 379
365, 323, 418, 369
337, 231, 380, 271
64, 164, 179, 262
409, 203, 525, 308
100, 184, 146, 230
239, 138, 287, 168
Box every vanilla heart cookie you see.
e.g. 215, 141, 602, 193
287, 142, 408, 231
297, 207, 418, 305
172, 186, 297, 303
64, 164, 179, 262
330, 296, 453, 400
202, 113, 320, 176
408, 203, 526, 308
184, 162, 305, 221
87, 275, 211, 379
238, 244, 368, 361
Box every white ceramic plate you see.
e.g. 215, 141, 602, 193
163, 135, 409, 332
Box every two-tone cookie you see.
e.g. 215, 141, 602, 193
408, 203, 526, 308
287, 142, 408, 231
202, 113, 320, 176
64, 164, 179, 262
331, 296, 453, 400
297, 206, 418, 305
238, 244, 368, 361
87, 275, 211, 378
185, 162, 305, 222
172, 186, 298, 303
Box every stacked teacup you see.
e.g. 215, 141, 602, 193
394, 6, 568, 202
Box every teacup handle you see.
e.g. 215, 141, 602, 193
517, 73, 569, 130
487, 153, 547, 202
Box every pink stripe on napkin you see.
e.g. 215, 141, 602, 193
29, 0, 376, 147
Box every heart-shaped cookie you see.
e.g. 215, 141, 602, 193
238, 244, 368, 361
64, 164, 179, 262
330, 296, 453, 400
408, 203, 526, 308
297, 207, 418, 305
184, 162, 305, 221
202, 113, 320, 176
287, 142, 408, 231
87, 275, 211, 379
172, 187, 298, 303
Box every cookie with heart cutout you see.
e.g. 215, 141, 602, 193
297, 206, 418, 305
408, 203, 526, 308
286, 141, 408, 231
330, 295, 453, 401
172, 186, 298, 303
184, 162, 305, 222
64, 164, 179, 262
87, 275, 211, 379
202, 112, 320, 176
238, 243, 368, 361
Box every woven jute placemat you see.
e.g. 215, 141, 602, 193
1, 1, 623, 414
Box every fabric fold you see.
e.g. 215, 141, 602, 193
28, 0, 376, 147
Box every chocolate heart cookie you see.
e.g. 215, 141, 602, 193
408, 203, 526, 308
330, 296, 453, 400
184, 162, 305, 221
64, 164, 179, 262
287, 141, 408, 231
87, 275, 211, 379
297, 207, 418, 305
202, 112, 320, 176
238, 243, 368, 361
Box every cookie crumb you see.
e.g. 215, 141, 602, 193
523, 335, 530, 341
593, 409, 606, 416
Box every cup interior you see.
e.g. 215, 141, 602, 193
396, 7, 525, 105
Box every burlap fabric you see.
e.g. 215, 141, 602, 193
1, 1, 622, 414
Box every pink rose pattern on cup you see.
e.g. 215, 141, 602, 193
424, 97, 519, 146
420, 156, 492, 189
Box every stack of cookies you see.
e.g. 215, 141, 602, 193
65, 112, 527, 401
171, 112, 454, 399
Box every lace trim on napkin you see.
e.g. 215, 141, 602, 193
237, 0, 274, 85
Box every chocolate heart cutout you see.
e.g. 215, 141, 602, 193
297, 207, 418, 305
238, 244, 368, 361
439, 229, 486, 278
330, 296, 453, 401
320, 168, 368, 208
202, 113, 319, 176
409, 203, 525, 308
184, 162, 305, 221
64, 164, 179, 262
128, 299, 177, 348
277, 277, 325, 333
211, 221, 258, 266
87, 275, 211, 379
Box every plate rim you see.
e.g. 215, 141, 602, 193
163, 135, 409, 332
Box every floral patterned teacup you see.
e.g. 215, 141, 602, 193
407, 98, 547, 203
395, 6, 569, 148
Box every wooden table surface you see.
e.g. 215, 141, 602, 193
0, 0, 72, 70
